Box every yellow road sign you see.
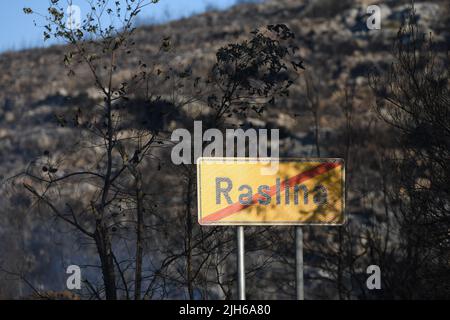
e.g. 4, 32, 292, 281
197, 158, 345, 225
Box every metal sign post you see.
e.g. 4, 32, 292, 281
197, 157, 345, 300
237, 226, 246, 300
295, 226, 304, 300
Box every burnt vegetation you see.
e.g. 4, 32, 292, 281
0, 0, 448, 299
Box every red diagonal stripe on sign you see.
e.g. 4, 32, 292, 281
201, 161, 341, 223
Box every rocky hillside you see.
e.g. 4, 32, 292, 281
0, 0, 448, 177
0, 0, 448, 299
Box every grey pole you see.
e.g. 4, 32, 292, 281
237, 226, 246, 300
296, 226, 304, 300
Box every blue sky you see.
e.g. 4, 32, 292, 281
0, 0, 239, 52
